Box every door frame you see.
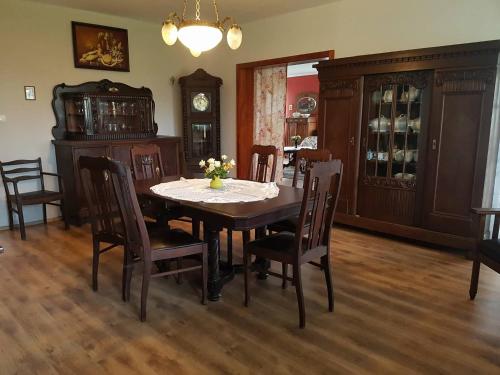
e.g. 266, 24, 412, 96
236, 50, 335, 178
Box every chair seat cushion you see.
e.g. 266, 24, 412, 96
268, 217, 299, 233
8, 190, 63, 205
479, 239, 500, 263
149, 228, 202, 250
246, 232, 298, 262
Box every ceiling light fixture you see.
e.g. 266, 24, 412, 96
161, 0, 243, 57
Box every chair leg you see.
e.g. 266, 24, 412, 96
469, 256, 481, 300
293, 263, 305, 328
201, 246, 208, 305
122, 246, 133, 302
322, 255, 334, 312
227, 229, 233, 266
176, 258, 183, 284
92, 239, 99, 291
42, 203, 47, 224
16, 202, 26, 240
244, 249, 251, 307
7, 203, 14, 230
140, 263, 152, 322
61, 200, 70, 229
282, 263, 288, 289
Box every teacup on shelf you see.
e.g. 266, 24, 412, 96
383, 89, 393, 103
394, 114, 407, 132
377, 151, 388, 161
369, 115, 390, 132
409, 117, 421, 132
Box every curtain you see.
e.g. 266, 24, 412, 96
253, 65, 287, 183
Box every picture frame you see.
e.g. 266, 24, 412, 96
24, 86, 36, 100
72, 21, 130, 72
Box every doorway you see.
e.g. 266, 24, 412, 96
236, 51, 334, 179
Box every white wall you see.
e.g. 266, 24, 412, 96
0, 0, 195, 227
2, 0, 500, 228
185, 0, 500, 167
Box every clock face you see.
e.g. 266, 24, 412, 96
192, 92, 211, 112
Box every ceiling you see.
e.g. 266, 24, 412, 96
28, 0, 339, 24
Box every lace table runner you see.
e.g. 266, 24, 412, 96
150, 178, 280, 203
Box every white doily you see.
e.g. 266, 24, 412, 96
150, 178, 280, 203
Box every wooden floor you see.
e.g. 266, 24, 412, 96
0, 222, 499, 374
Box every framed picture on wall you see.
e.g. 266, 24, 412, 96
72, 21, 130, 72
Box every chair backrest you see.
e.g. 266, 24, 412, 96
79, 156, 124, 241
79, 156, 150, 257
0, 158, 44, 195
292, 149, 332, 188
248, 145, 278, 183
130, 144, 164, 181
295, 160, 343, 255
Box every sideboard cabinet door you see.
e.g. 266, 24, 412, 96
318, 78, 362, 214
422, 68, 496, 236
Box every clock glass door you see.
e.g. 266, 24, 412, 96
191, 123, 213, 157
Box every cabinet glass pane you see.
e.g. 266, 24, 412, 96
96, 98, 148, 134
365, 84, 392, 178
192, 123, 212, 157
64, 98, 86, 134
392, 84, 421, 181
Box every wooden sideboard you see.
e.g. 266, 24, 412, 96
284, 117, 317, 146
316, 40, 500, 252
51, 80, 183, 225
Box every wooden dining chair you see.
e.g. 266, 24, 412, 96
80, 156, 208, 321
244, 159, 343, 328
0, 158, 69, 240
130, 144, 164, 180
469, 208, 500, 300
226, 144, 278, 266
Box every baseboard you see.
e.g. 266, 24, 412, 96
0, 216, 64, 231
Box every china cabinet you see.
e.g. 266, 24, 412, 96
316, 40, 500, 251
179, 69, 222, 173
51, 80, 182, 225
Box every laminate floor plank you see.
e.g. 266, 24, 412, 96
0, 222, 499, 374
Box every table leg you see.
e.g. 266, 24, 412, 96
255, 226, 270, 279
205, 223, 234, 301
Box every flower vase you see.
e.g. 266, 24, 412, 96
210, 176, 223, 190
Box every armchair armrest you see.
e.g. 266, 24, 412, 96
4, 175, 39, 183
41, 171, 64, 194
41, 172, 62, 178
471, 208, 500, 215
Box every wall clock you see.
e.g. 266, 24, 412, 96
179, 69, 223, 173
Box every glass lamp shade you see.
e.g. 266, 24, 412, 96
227, 25, 242, 50
178, 24, 223, 52
190, 49, 202, 57
161, 21, 178, 45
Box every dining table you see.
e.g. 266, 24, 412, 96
134, 176, 304, 301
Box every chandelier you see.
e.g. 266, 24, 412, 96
161, 0, 243, 57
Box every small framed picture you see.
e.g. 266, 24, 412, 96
24, 86, 36, 100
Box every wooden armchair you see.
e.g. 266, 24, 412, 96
226, 145, 278, 266
80, 156, 208, 321
469, 208, 500, 300
244, 159, 343, 328
0, 158, 69, 240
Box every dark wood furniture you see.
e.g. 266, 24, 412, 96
316, 40, 500, 251
226, 145, 278, 266
269, 148, 332, 233
179, 69, 222, 174
80, 156, 208, 321
130, 144, 164, 180
135, 176, 304, 301
51, 79, 182, 225
469, 208, 500, 300
244, 160, 343, 328
0, 158, 68, 240
284, 117, 317, 147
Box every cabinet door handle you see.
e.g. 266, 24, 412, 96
349, 136, 355, 146
432, 139, 437, 150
